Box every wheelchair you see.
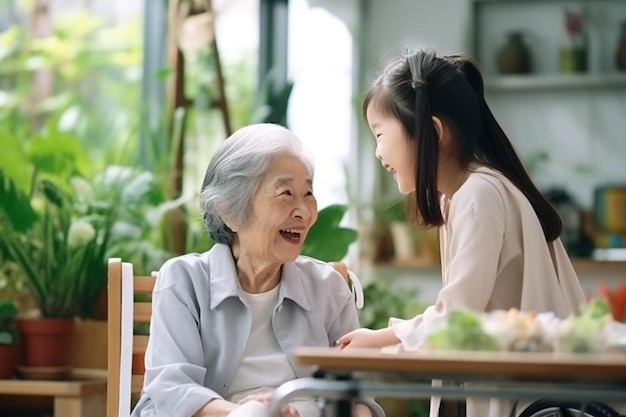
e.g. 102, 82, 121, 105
517, 400, 623, 417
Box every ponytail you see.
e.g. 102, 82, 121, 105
414, 88, 443, 227
458, 58, 562, 241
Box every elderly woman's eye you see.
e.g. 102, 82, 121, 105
281, 190, 293, 196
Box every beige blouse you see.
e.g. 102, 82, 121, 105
389, 165, 587, 417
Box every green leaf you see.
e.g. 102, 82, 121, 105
41, 180, 65, 207
0, 129, 32, 193
0, 331, 15, 345
301, 204, 358, 262
302, 227, 358, 262
0, 170, 38, 232
27, 129, 88, 178
311, 204, 347, 229
0, 299, 17, 326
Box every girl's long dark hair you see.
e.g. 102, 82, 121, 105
363, 49, 562, 241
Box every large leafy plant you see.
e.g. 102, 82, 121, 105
0, 128, 182, 318
0, 174, 106, 318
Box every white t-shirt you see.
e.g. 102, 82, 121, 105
227, 285, 320, 417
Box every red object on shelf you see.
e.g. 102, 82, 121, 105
597, 282, 626, 322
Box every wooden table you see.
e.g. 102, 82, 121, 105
0, 369, 106, 417
268, 346, 626, 417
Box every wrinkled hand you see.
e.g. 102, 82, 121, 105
237, 391, 300, 417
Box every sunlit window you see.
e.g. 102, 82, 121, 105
287, 0, 353, 210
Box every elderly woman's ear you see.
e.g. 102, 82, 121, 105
218, 210, 239, 233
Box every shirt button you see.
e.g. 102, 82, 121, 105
277, 305, 283, 313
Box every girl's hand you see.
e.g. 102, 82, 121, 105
336, 327, 400, 350
336, 328, 376, 349
354, 403, 374, 417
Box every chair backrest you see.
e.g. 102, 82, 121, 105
331, 261, 364, 309
107, 258, 155, 417
106, 259, 359, 417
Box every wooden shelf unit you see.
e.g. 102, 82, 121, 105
0, 369, 106, 417
485, 73, 626, 92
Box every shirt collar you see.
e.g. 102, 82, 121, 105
279, 261, 312, 311
208, 243, 311, 311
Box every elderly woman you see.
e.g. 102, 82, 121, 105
130, 123, 382, 417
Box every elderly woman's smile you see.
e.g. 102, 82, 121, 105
279, 228, 304, 242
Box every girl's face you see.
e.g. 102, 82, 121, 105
366, 103, 417, 194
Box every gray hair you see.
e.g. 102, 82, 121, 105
199, 123, 315, 245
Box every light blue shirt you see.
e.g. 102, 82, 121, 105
131, 244, 367, 417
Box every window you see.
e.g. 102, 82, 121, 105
287, 0, 354, 210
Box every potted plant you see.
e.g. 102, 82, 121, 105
0, 169, 111, 370
1, 170, 184, 369
0, 298, 19, 379
0, 128, 185, 371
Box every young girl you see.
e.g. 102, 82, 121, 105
336, 48, 587, 417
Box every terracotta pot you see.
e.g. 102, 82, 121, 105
132, 351, 146, 375
0, 344, 19, 379
17, 317, 75, 368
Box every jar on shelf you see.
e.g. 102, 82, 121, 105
496, 31, 531, 75
560, 9, 587, 73
616, 21, 626, 72
559, 46, 587, 73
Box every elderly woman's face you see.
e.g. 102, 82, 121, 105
237, 154, 318, 263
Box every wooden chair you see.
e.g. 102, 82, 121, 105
106, 258, 361, 417
107, 258, 155, 417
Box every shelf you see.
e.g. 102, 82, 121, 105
485, 73, 626, 92
471, 0, 626, 80
572, 258, 626, 272
376, 257, 626, 273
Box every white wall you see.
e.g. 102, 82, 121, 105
360, 0, 472, 69
487, 88, 626, 207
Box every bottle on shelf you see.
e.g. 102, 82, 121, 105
559, 8, 587, 73
616, 20, 626, 72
